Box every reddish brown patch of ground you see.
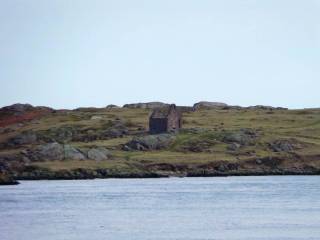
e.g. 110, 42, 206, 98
0, 110, 51, 127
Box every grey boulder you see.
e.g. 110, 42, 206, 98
193, 101, 228, 110
87, 147, 111, 161
123, 102, 168, 109
125, 134, 175, 151
35, 142, 64, 160
64, 145, 86, 160
269, 139, 301, 152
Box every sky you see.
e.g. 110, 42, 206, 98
0, 0, 319, 109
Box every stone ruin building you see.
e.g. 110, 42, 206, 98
149, 104, 182, 134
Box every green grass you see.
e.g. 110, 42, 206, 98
2, 107, 320, 172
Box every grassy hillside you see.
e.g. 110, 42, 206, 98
1, 106, 320, 179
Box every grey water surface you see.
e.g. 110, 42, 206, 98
1, 176, 320, 240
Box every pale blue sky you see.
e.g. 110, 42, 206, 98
0, 0, 319, 109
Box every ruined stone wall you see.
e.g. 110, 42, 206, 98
167, 111, 180, 133
149, 118, 168, 134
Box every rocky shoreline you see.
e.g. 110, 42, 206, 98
0, 172, 19, 185
1, 164, 319, 185
12, 165, 320, 182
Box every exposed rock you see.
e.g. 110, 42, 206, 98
222, 129, 258, 146
37, 124, 118, 143
102, 119, 129, 138
124, 134, 175, 151
123, 102, 168, 109
0, 104, 53, 128
255, 159, 263, 165
247, 105, 288, 110
72, 129, 99, 142
0, 103, 52, 114
73, 107, 101, 112
64, 145, 86, 160
21, 143, 111, 162
30, 119, 130, 144
36, 126, 76, 143
17, 166, 164, 180
122, 145, 131, 151
221, 105, 243, 110
0, 152, 27, 164
90, 115, 103, 120
106, 104, 119, 109
7, 131, 37, 146
87, 147, 111, 161
0, 172, 19, 185
102, 129, 124, 138
33, 142, 64, 161
253, 156, 284, 168
1, 103, 35, 114
214, 163, 240, 172
227, 143, 241, 151
146, 163, 189, 176
269, 139, 302, 152
193, 101, 228, 110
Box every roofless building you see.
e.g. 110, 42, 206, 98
149, 104, 182, 134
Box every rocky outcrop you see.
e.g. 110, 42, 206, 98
35, 120, 129, 144
106, 104, 119, 109
23, 143, 111, 161
12, 152, 320, 181
87, 147, 111, 161
64, 145, 86, 160
0, 172, 19, 185
36, 125, 76, 143
269, 139, 302, 152
17, 166, 165, 180
6, 131, 38, 146
253, 156, 284, 168
0, 152, 29, 164
101, 119, 129, 138
193, 101, 228, 110
123, 103, 192, 112
1, 103, 35, 113
227, 143, 241, 151
222, 129, 258, 146
0, 103, 53, 127
33, 142, 64, 161
124, 134, 175, 151
247, 105, 288, 110
123, 102, 168, 109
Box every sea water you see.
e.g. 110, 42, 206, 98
1, 176, 320, 240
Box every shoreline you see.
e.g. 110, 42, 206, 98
15, 169, 320, 181
2, 170, 319, 185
